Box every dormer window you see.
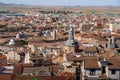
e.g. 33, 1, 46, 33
111, 70, 116, 74
90, 69, 96, 76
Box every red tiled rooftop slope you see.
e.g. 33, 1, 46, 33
0, 64, 8, 66
107, 58, 120, 69
14, 75, 69, 80
13, 63, 34, 74
0, 55, 6, 59
0, 74, 13, 80
84, 58, 100, 69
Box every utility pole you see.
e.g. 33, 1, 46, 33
51, 53, 54, 80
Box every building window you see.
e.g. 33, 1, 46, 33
102, 66, 106, 74
106, 43, 108, 48
111, 70, 116, 74
90, 52, 94, 56
90, 69, 96, 76
85, 52, 88, 56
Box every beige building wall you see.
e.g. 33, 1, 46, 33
63, 46, 75, 53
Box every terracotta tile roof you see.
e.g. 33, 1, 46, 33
84, 58, 100, 69
0, 55, 6, 59
49, 65, 60, 72
14, 75, 69, 80
107, 58, 120, 69
0, 74, 13, 80
22, 66, 49, 74
67, 54, 85, 61
67, 53, 99, 61
21, 63, 34, 67
112, 34, 120, 38
0, 64, 8, 66
0, 39, 8, 43
13, 63, 34, 74
83, 46, 97, 52
80, 33, 100, 40
61, 71, 74, 77
98, 48, 115, 58
78, 32, 107, 42
38, 76, 69, 80
13, 64, 23, 74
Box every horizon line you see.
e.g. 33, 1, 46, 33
0, 1, 120, 7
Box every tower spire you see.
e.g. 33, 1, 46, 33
69, 25, 74, 40
64, 25, 76, 46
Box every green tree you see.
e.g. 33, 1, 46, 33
33, 78, 39, 80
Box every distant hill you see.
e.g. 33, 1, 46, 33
0, 2, 120, 7
0, 2, 8, 6
0, 2, 27, 6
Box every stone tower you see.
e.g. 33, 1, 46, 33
64, 25, 79, 53
53, 29, 57, 40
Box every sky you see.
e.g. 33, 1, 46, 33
0, 0, 120, 6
